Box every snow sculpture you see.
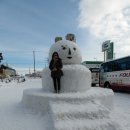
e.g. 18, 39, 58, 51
42, 36, 91, 92
49, 40, 82, 64
22, 34, 121, 130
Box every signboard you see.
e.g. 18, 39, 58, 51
102, 40, 110, 52
106, 42, 114, 61
90, 68, 100, 72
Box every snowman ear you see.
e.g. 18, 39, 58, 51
55, 37, 62, 43
65, 33, 76, 42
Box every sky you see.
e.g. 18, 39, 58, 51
1, 0, 130, 74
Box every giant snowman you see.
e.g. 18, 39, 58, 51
42, 36, 91, 93
22, 34, 121, 130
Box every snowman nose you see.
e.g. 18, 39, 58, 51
68, 48, 71, 55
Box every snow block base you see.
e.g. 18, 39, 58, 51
42, 65, 91, 93
22, 87, 114, 113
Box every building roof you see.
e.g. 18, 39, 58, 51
82, 61, 103, 65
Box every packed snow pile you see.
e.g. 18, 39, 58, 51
42, 64, 91, 92
23, 87, 121, 130
1, 79, 130, 130
49, 39, 82, 64
49, 100, 121, 130
22, 34, 122, 130
22, 87, 114, 113
42, 38, 91, 92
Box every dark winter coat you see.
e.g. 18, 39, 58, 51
49, 58, 63, 78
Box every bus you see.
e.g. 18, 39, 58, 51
99, 56, 130, 91
82, 61, 103, 86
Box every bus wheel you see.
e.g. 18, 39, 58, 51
104, 82, 111, 88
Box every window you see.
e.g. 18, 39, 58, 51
118, 58, 127, 70
127, 61, 130, 69
120, 62, 127, 70
101, 57, 130, 72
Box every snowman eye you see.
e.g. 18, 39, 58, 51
63, 47, 66, 50
73, 47, 76, 51
61, 45, 66, 50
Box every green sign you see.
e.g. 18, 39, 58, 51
106, 42, 114, 60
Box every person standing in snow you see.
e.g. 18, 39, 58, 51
49, 52, 63, 93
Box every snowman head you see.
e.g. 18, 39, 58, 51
49, 40, 82, 64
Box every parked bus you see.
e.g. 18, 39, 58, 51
99, 56, 130, 91
82, 61, 103, 86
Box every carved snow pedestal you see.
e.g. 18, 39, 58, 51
22, 38, 121, 130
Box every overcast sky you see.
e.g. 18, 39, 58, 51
1, 0, 130, 74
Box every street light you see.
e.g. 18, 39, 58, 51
33, 51, 36, 74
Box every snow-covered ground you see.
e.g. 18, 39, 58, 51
0, 78, 130, 130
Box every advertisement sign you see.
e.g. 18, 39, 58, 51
102, 40, 110, 52
106, 42, 114, 60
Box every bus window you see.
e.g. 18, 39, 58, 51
117, 58, 128, 70
120, 62, 127, 70
113, 62, 119, 71
107, 64, 111, 72
102, 64, 108, 72
127, 61, 130, 69
100, 66, 104, 72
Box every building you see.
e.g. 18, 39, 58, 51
0, 64, 16, 78
82, 61, 103, 86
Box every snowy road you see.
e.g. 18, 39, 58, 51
0, 79, 130, 130
110, 92, 130, 130
0, 79, 50, 130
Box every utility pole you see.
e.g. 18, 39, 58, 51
29, 67, 31, 74
33, 51, 36, 74
104, 51, 106, 62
